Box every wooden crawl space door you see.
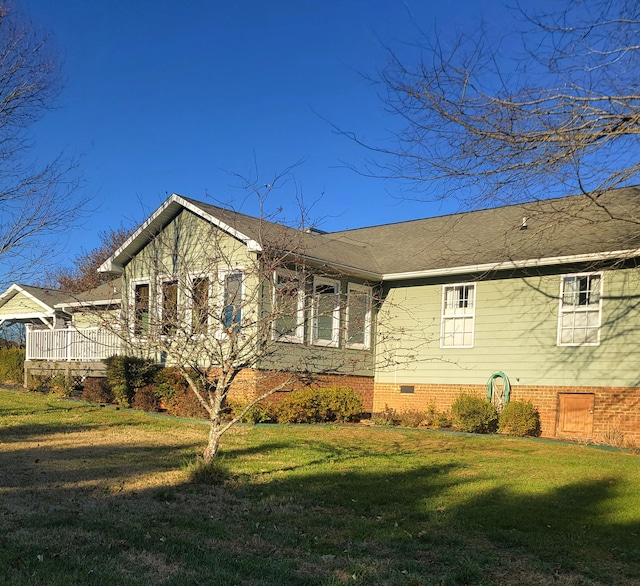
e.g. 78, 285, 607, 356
557, 393, 595, 437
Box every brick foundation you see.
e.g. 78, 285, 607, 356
373, 382, 640, 445
222, 369, 375, 413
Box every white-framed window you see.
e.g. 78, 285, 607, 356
272, 269, 305, 343
311, 277, 340, 347
188, 274, 211, 336
558, 272, 603, 346
346, 283, 372, 349
440, 283, 475, 348
130, 278, 151, 337
158, 277, 179, 336
218, 269, 244, 333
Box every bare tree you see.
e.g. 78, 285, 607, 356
0, 2, 85, 286
97, 175, 410, 462
358, 0, 640, 208
43, 227, 132, 292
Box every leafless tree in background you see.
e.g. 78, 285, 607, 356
0, 2, 86, 286
359, 0, 640, 208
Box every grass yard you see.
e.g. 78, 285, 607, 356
0, 389, 639, 586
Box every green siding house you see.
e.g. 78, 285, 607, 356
2, 187, 639, 444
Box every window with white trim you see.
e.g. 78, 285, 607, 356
440, 283, 475, 348
220, 270, 243, 332
132, 280, 150, 337
160, 278, 178, 336
272, 270, 304, 343
558, 273, 602, 346
311, 277, 340, 347
346, 283, 372, 349
190, 276, 210, 335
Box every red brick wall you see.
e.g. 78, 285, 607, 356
373, 382, 640, 445
224, 369, 375, 413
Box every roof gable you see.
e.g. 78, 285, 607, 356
99, 194, 263, 274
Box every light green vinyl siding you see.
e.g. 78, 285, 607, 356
376, 267, 640, 388
0, 293, 47, 317
72, 309, 117, 329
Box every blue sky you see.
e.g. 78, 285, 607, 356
24, 0, 523, 267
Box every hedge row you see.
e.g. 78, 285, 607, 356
373, 394, 541, 437
78, 357, 364, 424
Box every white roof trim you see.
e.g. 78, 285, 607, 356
381, 248, 640, 281
54, 298, 121, 310
98, 194, 262, 273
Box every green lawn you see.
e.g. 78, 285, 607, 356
1, 389, 639, 585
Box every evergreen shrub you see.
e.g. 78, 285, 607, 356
498, 400, 541, 437
451, 394, 498, 434
276, 386, 362, 424
104, 355, 160, 408
0, 347, 25, 383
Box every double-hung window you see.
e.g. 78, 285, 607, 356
132, 280, 150, 337
441, 283, 475, 348
160, 279, 179, 336
311, 277, 340, 347
190, 276, 210, 335
558, 273, 602, 346
346, 283, 372, 349
273, 270, 304, 343
220, 271, 243, 332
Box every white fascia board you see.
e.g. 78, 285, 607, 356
381, 248, 640, 281
54, 298, 122, 310
98, 194, 262, 273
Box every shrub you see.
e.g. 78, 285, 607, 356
372, 405, 399, 426
132, 384, 160, 412
81, 377, 113, 404
104, 355, 160, 408
230, 400, 278, 424
276, 386, 363, 424
498, 400, 541, 437
167, 390, 209, 419
397, 410, 429, 428
0, 347, 24, 383
451, 394, 498, 434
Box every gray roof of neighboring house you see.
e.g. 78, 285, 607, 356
101, 187, 640, 281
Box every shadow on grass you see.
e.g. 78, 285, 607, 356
1, 401, 639, 585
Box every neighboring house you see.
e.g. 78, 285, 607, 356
0, 280, 122, 380
1, 187, 639, 444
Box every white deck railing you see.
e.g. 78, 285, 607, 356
26, 327, 121, 361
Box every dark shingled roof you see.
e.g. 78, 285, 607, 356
14, 285, 76, 308
104, 187, 640, 280
328, 186, 640, 275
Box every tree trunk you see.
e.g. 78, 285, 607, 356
202, 420, 223, 463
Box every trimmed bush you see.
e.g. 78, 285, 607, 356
276, 386, 362, 424
132, 384, 160, 412
451, 394, 498, 434
81, 377, 113, 404
104, 355, 160, 408
167, 390, 209, 419
498, 400, 541, 437
0, 347, 25, 383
